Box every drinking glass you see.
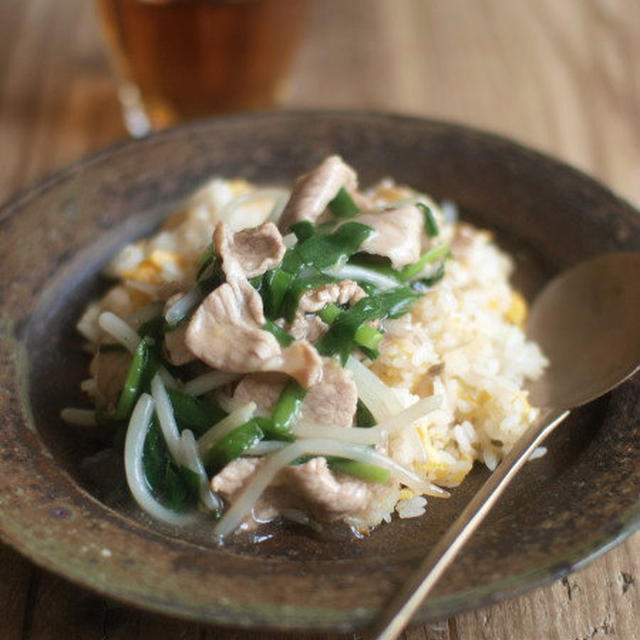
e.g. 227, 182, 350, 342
96, 0, 310, 136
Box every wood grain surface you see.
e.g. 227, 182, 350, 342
1, 1, 639, 639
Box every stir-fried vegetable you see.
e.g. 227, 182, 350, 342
290, 220, 316, 242
328, 187, 360, 218
124, 394, 198, 525
165, 257, 224, 329
150, 374, 182, 460
418, 202, 439, 238
96, 336, 159, 427
166, 388, 227, 436
292, 422, 382, 445
397, 244, 450, 281
64, 164, 458, 538
345, 243, 449, 285
143, 417, 199, 510
202, 419, 265, 472
329, 263, 400, 291
329, 459, 390, 484
99, 311, 140, 354
137, 315, 165, 340
197, 403, 257, 458
272, 380, 307, 434
346, 356, 404, 421
164, 288, 202, 328
316, 287, 420, 362
213, 437, 445, 538
356, 399, 377, 427
262, 319, 295, 346
318, 302, 384, 352
281, 275, 337, 323
179, 429, 223, 513
181, 371, 241, 397
258, 222, 375, 318
410, 262, 446, 291
97, 342, 127, 353
296, 222, 374, 270
261, 267, 294, 317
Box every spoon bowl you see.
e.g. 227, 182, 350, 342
527, 252, 640, 409
373, 251, 640, 639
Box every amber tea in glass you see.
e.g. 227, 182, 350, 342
97, 0, 309, 135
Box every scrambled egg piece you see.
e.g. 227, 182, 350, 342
120, 249, 188, 286
506, 291, 527, 326
399, 488, 414, 501
417, 458, 471, 487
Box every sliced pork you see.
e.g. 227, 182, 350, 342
224, 222, 285, 278
163, 323, 193, 366
186, 223, 322, 387
349, 205, 423, 269
297, 279, 366, 314
288, 314, 328, 343
211, 456, 370, 525
212, 456, 261, 496
233, 372, 287, 415
298, 357, 357, 428
280, 457, 370, 520
285, 279, 365, 343
278, 155, 358, 232
233, 357, 358, 428
185, 280, 321, 387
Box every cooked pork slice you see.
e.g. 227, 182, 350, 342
298, 357, 358, 428
89, 350, 131, 409
233, 358, 357, 428
186, 279, 321, 387
213, 222, 255, 285
351, 205, 423, 269
288, 314, 328, 343
233, 372, 287, 414
224, 222, 285, 278
278, 156, 358, 232
187, 226, 322, 387
297, 279, 366, 314
285, 279, 364, 343
211, 456, 370, 525
163, 323, 193, 366
211, 456, 261, 496
280, 457, 370, 520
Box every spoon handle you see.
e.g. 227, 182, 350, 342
371, 407, 570, 640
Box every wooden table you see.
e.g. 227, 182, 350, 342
1, 1, 639, 638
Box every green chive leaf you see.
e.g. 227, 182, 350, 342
328, 187, 360, 218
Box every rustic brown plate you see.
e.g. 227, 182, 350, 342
1, 112, 640, 633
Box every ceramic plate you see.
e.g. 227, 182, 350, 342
1, 112, 640, 632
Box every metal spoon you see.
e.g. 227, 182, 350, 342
371, 252, 640, 640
